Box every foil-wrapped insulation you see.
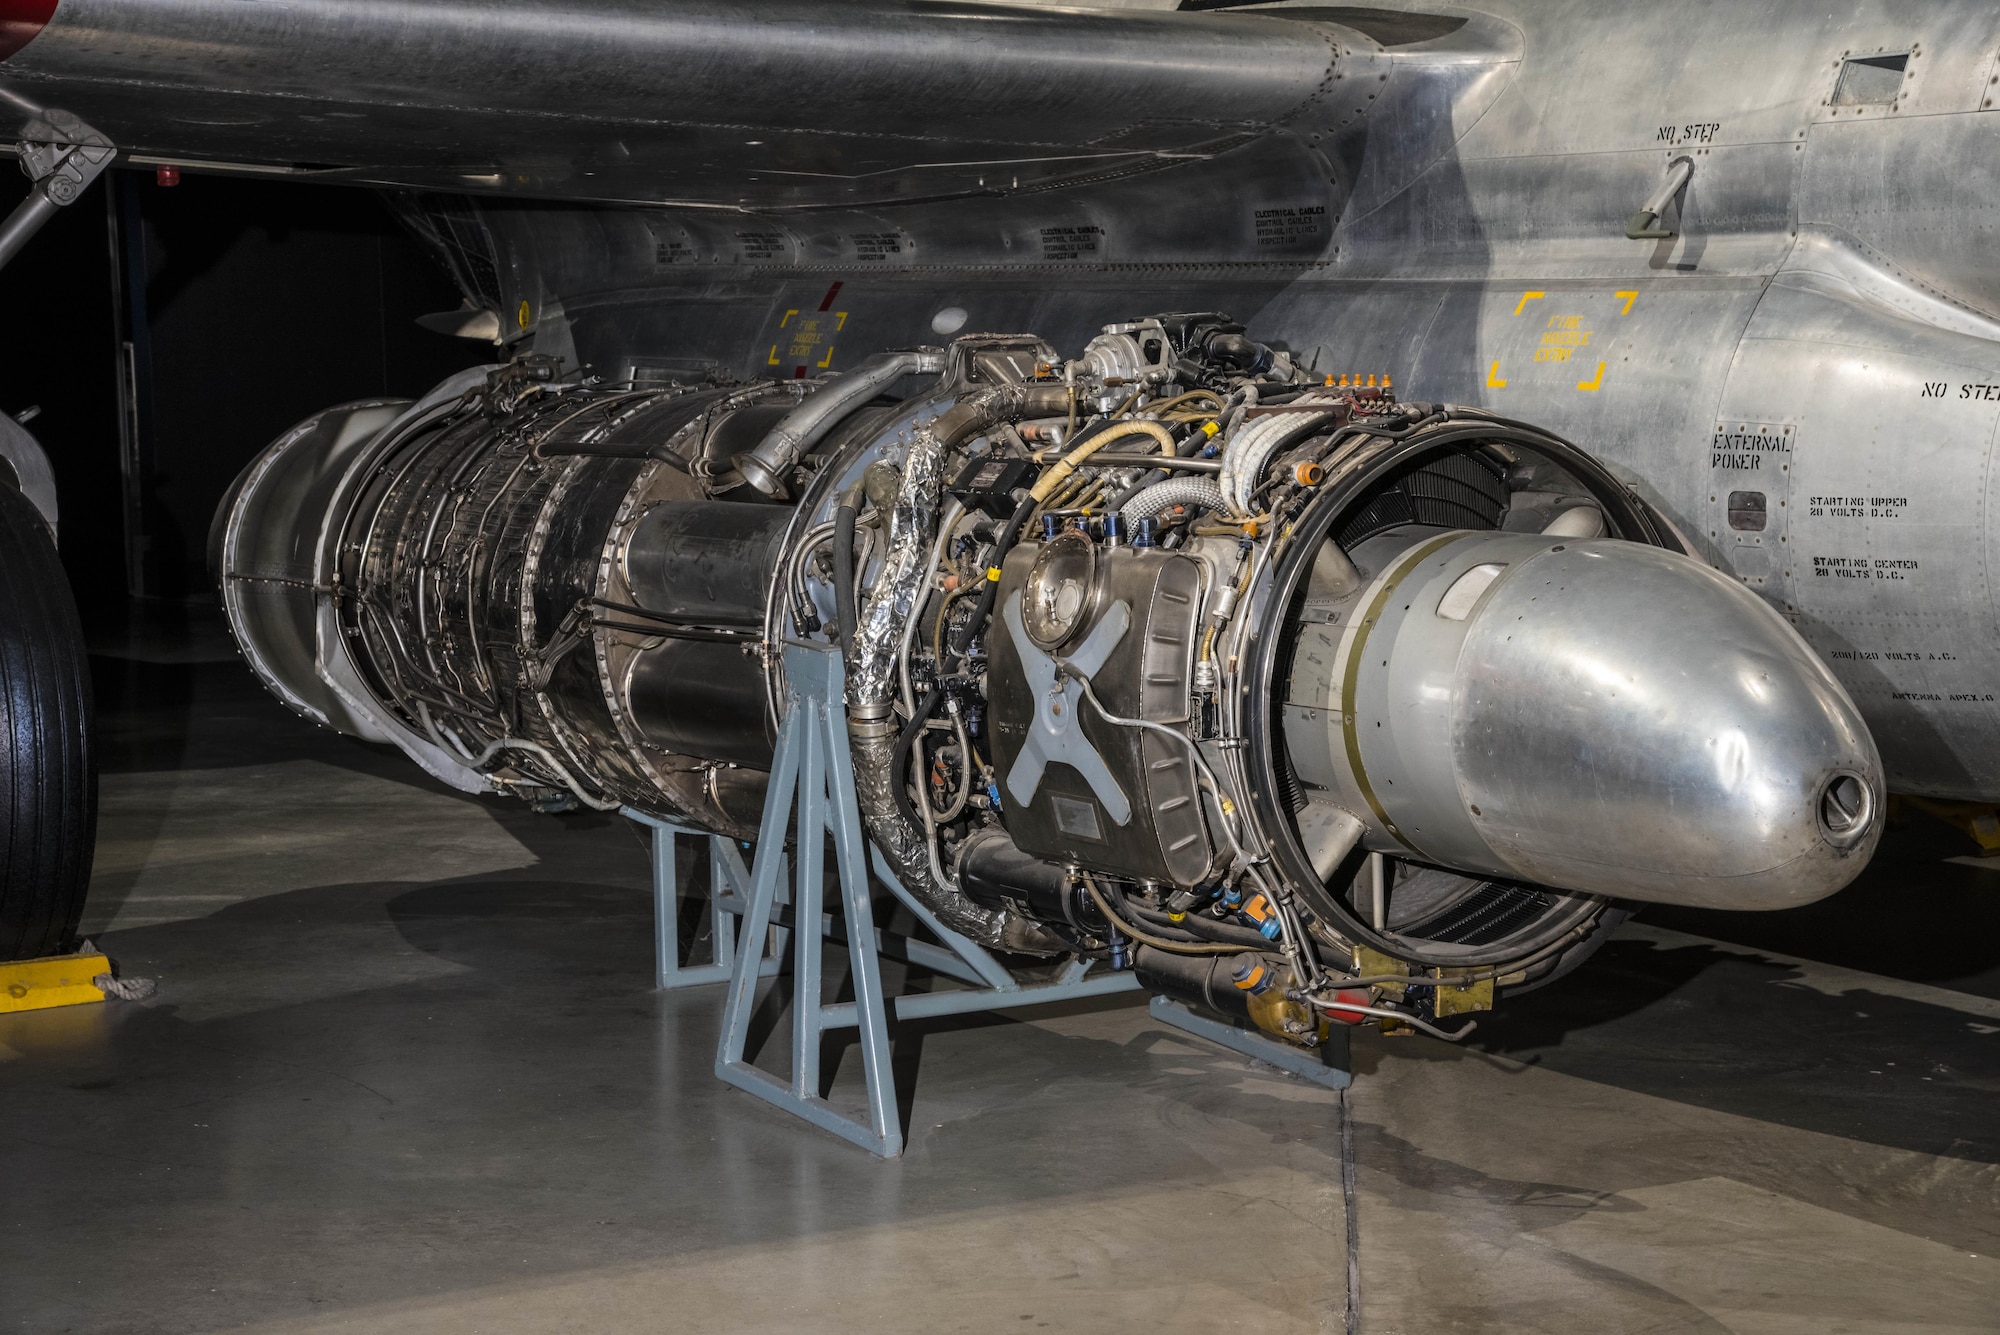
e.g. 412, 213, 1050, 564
843, 383, 1067, 714
843, 383, 1067, 947
844, 416, 951, 720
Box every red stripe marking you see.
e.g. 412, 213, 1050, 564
793, 366, 808, 379
0, 0, 56, 62
817, 281, 843, 312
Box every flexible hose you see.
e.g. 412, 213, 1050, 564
948, 491, 1037, 662
832, 485, 860, 662
1147, 389, 1225, 418
931, 583, 975, 672
1126, 900, 1273, 949
1120, 476, 1226, 521
1223, 407, 1338, 515
1107, 473, 1165, 513
890, 685, 942, 834
1028, 418, 1174, 503
1082, 873, 1255, 956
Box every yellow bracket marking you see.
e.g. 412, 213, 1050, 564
835, 311, 849, 330
817, 344, 837, 368
1486, 361, 1508, 388
1577, 362, 1606, 391
779, 308, 799, 329
766, 345, 781, 366
1513, 291, 1546, 316
1615, 290, 1638, 315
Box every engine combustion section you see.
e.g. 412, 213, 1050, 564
219, 314, 1884, 1044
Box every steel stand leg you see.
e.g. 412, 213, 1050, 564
623, 809, 782, 990
714, 649, 904, 1155
713, 642, 1142, 1158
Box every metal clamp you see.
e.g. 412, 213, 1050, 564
0, 108, 115, 270
1625, 156, 1693, 240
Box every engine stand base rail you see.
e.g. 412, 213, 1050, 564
1149, 996, 1351, 1091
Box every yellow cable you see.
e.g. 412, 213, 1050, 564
1028, 419, 1177, 503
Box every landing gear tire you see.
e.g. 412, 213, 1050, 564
0, 481, 94, 961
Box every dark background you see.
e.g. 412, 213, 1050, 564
0, 166, 488, 605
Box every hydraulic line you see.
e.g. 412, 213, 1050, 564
895, 498, 965, 718
1321, 921, 1600, 991
931, 582, 975, 672
948, 491, 1037, 662
1066, 671, 1251, 867
890, 685, 942, 835
1303, 995, 1476, 1042
929, 705, 973, 823
832, 483, 861, 661
422, 706, 622, 812
1082, 873, 1255, 956
1125, 900, 1273, 949
1146, 389, 1225, 418
1028, 418, 1174, 503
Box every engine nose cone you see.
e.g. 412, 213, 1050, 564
1452, 540, 1882, 908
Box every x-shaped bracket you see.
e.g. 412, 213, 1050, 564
1002, 590, 1132, 824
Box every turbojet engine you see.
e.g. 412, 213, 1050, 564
217, 314, 1883, 1044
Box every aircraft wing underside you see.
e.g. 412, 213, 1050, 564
0, 0, 1407, 210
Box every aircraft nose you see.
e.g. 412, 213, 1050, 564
1451, 541, 1883, 909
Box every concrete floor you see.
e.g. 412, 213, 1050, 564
3, 602, 1997, 1333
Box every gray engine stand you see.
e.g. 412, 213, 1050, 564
665, 639, 1349, 1158
623, 808, 779, 990
1149, 997, 1351, 1090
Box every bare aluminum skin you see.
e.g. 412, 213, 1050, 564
1285, 529, 1883, 910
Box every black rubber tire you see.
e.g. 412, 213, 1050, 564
0, 482, 94, 961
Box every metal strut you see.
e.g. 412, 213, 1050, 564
624, 809, 787, 990
0, 108, 115, 271
695, 639, 1346, 1158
